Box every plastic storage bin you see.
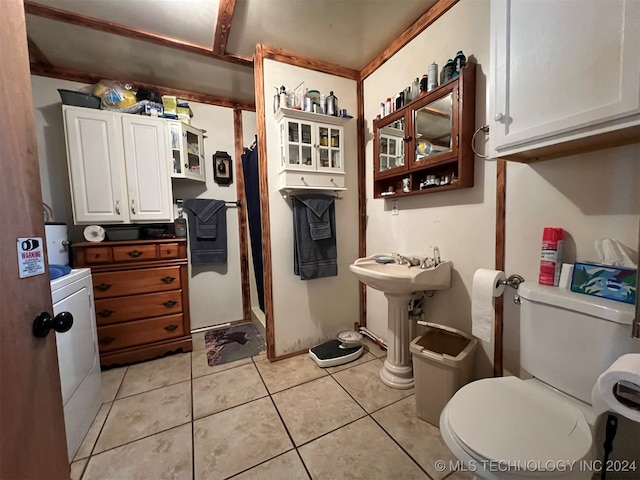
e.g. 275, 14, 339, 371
410, 323, 477, 426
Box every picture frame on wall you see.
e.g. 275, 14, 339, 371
213, 151, 233, 185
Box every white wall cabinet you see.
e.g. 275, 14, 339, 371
275, 107, 349, 191
63, 106, 173, 224
489, 0, 640, 161
168, 121, 206, 182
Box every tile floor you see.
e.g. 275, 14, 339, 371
70, 335, 473, 480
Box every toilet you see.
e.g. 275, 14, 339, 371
440, 283, 637, 479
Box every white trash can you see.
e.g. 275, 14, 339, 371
410, 323, 477, 426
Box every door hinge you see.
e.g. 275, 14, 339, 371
456, 135, 459, 147
457, 88, 460, 101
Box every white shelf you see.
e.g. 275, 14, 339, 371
275, 107, 352, 126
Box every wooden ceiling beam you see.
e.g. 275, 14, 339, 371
29, 62, 255, 111
213, 0, 236, 55
24, 1, 252, 68
360, 0, 459, 80
262, 45, 359, 81
27, 37, 52, 67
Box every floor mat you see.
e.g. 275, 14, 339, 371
204, 323, 266, 367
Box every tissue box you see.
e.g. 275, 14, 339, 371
570, 262, 636, 305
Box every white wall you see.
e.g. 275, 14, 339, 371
363, 0, 496, 377
262, 59, 360, 356
502, 144, 640, 375
31, 74, 251, 330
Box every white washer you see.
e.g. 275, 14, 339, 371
51, 268, 101, 462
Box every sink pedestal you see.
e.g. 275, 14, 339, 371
379, 292, 415, 389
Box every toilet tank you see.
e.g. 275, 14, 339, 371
518, 283, 637, 404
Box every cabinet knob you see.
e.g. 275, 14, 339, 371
98, 309, 114, 317
161, 276, 176, 284
164, 324, 179, 332
494, 112, 504, 122
127, 250, 143, 258
403, 136, 412, 142
96, 283, 112, 292
163, 300, 178, 308
100, 336, 115, 345
130, 199, 136, 214
300, 176, 305, 183
115, 200, 121, 215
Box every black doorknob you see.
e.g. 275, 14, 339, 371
32, 311, 73, 338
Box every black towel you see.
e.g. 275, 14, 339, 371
292, 194, 337, 280
183, 199, 227, 265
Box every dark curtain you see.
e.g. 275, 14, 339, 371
241, 141, 264, 312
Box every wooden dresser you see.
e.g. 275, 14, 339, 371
73, 239, 192, 367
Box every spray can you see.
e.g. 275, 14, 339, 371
539, 227, 564, 286
427, 62, 439, 91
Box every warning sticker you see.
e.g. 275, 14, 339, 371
17, 237, 46, 278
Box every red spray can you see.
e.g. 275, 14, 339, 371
539, 227, 564, 286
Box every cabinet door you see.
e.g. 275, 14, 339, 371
490, 0, 640, 156
374, 115, 409, 178
63, 107, 127, 224
182, 124, 205, 181
121, 116, 173, 222
168, 121, 183, 176
281, 119, 315, 170
316, 123, 344, 173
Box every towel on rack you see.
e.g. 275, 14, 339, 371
183, 198, 228, 265
292, 194, 337, 280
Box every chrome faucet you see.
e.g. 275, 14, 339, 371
392, 253, 420, 266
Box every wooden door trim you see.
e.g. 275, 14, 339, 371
494, 159, 507, 377
253, 44, 276, 360
357, 78, 367, 328
233, 108, 251, 322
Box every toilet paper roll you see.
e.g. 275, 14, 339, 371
591, 354, 640, 422
471, 269, 506, 342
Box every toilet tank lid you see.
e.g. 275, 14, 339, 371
518, 283, 634, 326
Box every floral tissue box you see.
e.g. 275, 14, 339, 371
570, 262, 636, 305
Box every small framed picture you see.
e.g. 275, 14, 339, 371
213, 151, 233, 185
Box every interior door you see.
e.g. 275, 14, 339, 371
0, 1, 70, 478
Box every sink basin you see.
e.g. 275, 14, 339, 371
349, 256, 451, 294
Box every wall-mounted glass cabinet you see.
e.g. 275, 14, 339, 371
373, 60, 476, 198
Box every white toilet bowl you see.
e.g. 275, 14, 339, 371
439, 376, 596, 479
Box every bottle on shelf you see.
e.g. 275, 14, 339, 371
279, 86, 287, 109
420, 75, 428, 94
380, 102, 386, 118
443, 59, 455, 83
412, 77, 420, 99
427, 62, 438, 91
385, 98, 392, 116
453, 50, 466, 77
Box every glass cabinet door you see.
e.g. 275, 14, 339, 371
317, 124, 342, 171
184, 127, 202, 176
376, 117, 406, 175
286, 120, 314, 168
170, 123, 182, 175
412, 90, 457, 167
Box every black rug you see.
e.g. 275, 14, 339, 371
204, 323, 266, 367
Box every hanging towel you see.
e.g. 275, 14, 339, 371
183, 198, 228, 265
292, 194, 337, 280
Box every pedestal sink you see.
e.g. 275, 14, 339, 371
350, 256, 452, 389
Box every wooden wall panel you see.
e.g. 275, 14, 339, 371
494, 159, 507, 377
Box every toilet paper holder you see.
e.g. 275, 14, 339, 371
497, 274, 525, 304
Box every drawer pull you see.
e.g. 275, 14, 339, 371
96, 283, 112, 292
127, 250, 143, 258
163, 300, 178, 308
100, 336, 116, 345
164, 324, 179, 332
161, 276, 176, 284
98, 309, 114, 317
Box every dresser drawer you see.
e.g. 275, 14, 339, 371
158, 243, 179, 259
97, 314, 184, 352
95, 290, 183, 326
84, 247, 113, 264
93, 266, 182, 298
112, 245, 158, 262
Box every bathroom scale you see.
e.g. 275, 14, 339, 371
309, 331, 364, 368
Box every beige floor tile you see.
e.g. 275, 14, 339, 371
361, 337, 388, 358
325, 352, 376, 374
194, 397, 293, 479
332, 359, 414, 413
193, 363, 268, 419
372, 396, 459, 479
70, 458, 88, 480
117, 353, 191, 398
191, 348, 253, 379
254, 354, 328, 393
299, 416, 428, 479
94, 381, 191, 453
100, 367, 127, 403
83, 424, 192, 480
445, 471, 475, 480
192, 331, 207, 351
252, 352, 268, 362
272, 376, 366, 446
230, 451, 309, 480
74, 402, 112, 460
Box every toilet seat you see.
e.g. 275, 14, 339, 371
442, 377, 593, 476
